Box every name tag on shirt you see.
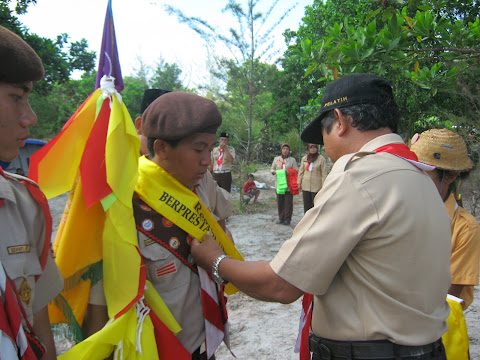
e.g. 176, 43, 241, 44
7, 245, 31, 255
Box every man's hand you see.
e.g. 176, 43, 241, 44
191, 233, 225, 271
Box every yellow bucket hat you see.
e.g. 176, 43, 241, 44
411, 128, 473, 172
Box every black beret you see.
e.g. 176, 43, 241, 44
301, 74, 396, 144
0, 26, 44, 83
140, 89, 170, 114
219, 132, 229, 138
142, 92, 222, 140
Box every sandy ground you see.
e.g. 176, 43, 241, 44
50, 169, 480, 359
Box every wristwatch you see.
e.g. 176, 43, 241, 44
212, 254, 229, 285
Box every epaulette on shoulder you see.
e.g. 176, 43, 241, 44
6, 172, 40, 188
340, 151, 376, 172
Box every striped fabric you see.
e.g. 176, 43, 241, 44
199, 268, 231, 359
0, 261, 37, 360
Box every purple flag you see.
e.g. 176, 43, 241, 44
95, 0, 124, 92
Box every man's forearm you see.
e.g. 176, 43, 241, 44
33, 307, 57, 360
218, 258, 303, 304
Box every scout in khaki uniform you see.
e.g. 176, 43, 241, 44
271, 144, 298, 225
0, 25, 63, 360
412, 128, 480, 309
88, 92, 233, 360
297, 143, 328, 213
191, 74, 451, 360
210, 132, 235, 192
412, 128, 480, 360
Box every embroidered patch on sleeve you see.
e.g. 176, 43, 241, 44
156, 262, 177, 278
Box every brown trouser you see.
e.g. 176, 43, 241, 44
302, 190, 318, 213
212, 171, 232, 193
276, 191, 293, 222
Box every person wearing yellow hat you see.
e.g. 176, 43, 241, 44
411, 128, 480, 309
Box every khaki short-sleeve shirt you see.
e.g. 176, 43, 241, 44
270, 156, 298, 190
90, 170, 232, 353
0, 173, 63, 325
445, 193, 480, 308
211, 145, 236, 172
270, 134, 451, 345
297, 154, 328, 193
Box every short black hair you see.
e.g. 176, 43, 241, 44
321, 102, 399, 137
247, 174, 254, 179
146, 137, 182, 157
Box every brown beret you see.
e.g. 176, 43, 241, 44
142, 92, 222, 140
0, 26, 44, 83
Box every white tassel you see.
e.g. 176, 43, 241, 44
135, 297, 151, 354
114, 340, 123, 360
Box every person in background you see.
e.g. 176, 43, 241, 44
411, 128, 480, 309
242, 173, 260, 204
297, 143, 327, 213
191, 74, 451, 360
209, 132, 235, 192
0, 25, 63, 360
134, 89, 170, 156
271, 143, 298, 225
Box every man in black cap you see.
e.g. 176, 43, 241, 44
190, 74, 451, 359
88, 92, 233, 359
0, 25, 63, 359
209, 132, 235, 192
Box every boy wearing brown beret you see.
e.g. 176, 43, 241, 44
0, 25, 63, 360
88, 92, 233, 359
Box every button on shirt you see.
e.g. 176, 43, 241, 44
270, 133, 451, 345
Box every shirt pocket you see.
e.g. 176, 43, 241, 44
1, 251, 42, 281
138, 234, 191, 292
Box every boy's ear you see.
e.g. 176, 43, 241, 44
153, 139, 170, 159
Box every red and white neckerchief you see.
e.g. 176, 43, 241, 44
294, 293, 313, 360
191, 187, 232, 358
199, 268, 231, 358
216, 150, 224, 171
305, 162, 313, 172
374, 143, 435, 171
281, 161, 285, 170
295, 142, 434, 359
0, 166, 6, 208
0, 261, 39, 360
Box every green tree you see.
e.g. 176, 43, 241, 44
291, 0, 480, 146
165, 0, 297, 163
150, 59, 185, 91
1, 1, 96, 94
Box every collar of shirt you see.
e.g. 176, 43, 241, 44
0, 172, 17, 204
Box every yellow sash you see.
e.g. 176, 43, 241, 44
135, 156, 243, 295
